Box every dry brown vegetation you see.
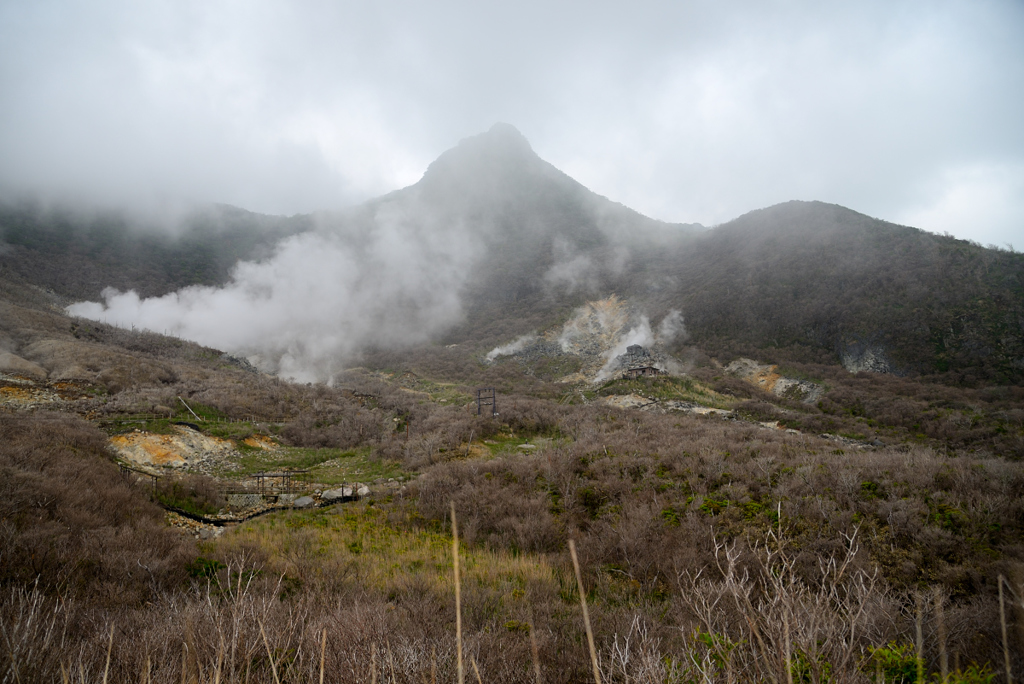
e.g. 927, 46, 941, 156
3, 130, 1024, 681
2, 281, 1024, 681
0, 412, 193, 605
3, 384, 1024, 681
706, 362, 1024, 458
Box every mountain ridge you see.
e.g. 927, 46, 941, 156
1, 125, 1021, 384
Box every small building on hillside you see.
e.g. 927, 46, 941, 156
622, 365, 664, 380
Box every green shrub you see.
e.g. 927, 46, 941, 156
865, 642, 920, 683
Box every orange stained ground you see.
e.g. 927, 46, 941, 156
0, 385, 55, 403
110, 433, 186, 467
242, 435, 276, 450
50, 381, 90, 399
752, 366, 782, 393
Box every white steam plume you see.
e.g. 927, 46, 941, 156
656, 309, 686, 343
543, 238, 597, 294
484, 333, 536, 362
594, 316, 655, 382
593, 310, 686, 382
67, 205, 481, 382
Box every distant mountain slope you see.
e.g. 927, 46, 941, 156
356, 127, 1024, 385
639, 201, 1024, 383
319, 123, 704, 337
1, 125, 1021, 384
0, 202, 312, 301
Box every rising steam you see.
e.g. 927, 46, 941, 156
594, 308, 687, 381
65, 124, 692, 382
485, 333, 536, 362
68, 206, 481, 382
656, 309, 686, 342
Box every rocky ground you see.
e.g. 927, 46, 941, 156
597, 392, 880, 451
0, 371, 93, 410
486, 295, 680, 383
724, 357, 824, 403
109, 425, 240, 473
165, 510, 226, 540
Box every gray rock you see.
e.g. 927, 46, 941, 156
220, 353, 259, 374
293, 496, 315, 508
322, 487, 353, 502
840, 342, 896, 375
357, 485, 370, 497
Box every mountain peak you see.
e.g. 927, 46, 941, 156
418, 123, 541, 191
477, 122, 532, 151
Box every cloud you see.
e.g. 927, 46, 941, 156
2, 1, 1022, 240
896, 162, 1024, 248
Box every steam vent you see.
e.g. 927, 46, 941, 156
621, 344, 664, 380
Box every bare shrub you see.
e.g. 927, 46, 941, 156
155, 473, 224, 517
0, 411, 193, 605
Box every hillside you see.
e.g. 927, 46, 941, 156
1, 266, 1022, 680
639, 201, 1024, 384
0, 201, 313, 301
1, 127, 1024, 681
4, 126, 1021, 385
320, 123, 705, 343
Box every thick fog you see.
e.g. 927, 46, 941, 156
2, 1, 1022, 245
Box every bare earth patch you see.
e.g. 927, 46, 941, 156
242, 435, 277, 450
599, 393, 734, 417
725, 357, 823, 403
0, 383, 61, 409
110, 425, 238, 472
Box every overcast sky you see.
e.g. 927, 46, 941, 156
1, 0, 1022, 246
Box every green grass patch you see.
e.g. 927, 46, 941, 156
479, 431, 560, 456
394, 374, 473, 406
228, 446, 356, 475
426, 385, 473, 406
99, 414, 268, 442
773, 365, 825, 385
174, 400, 231, 422
201, 421, 260, 440
302, 450, 405, 485
597, 376, 735, 409
99, 416, 178, 436
219, 503, 554, 595
222, 445, 404, 485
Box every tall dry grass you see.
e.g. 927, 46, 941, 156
3, 531, 1020, 683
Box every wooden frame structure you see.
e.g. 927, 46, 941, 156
252, 470, 309, 494
476, 388, 497, 416
119, 462, 159, 495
